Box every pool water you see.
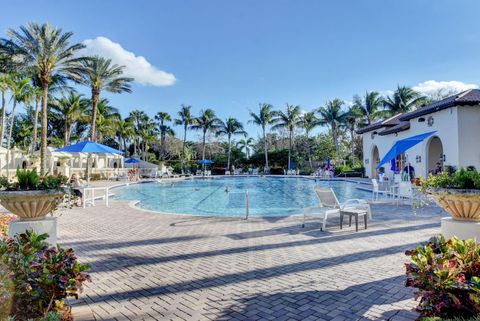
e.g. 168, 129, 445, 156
113, 177, 372, 217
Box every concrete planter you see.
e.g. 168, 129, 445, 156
428, 188, 480, 221
0, 190, 65, 220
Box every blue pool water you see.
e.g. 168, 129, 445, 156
113, 177, 371, 217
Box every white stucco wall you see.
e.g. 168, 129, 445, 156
362, 106, 462, 178
457, 105, 480, 169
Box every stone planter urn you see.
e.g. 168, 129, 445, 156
428, 188, 480, 240
0, 190, 65, 244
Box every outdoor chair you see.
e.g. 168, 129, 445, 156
302, 187, 371, 231
196, 170, 203, 176
371, 179, 382, 200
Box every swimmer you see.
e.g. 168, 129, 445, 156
224, 186, 230, 192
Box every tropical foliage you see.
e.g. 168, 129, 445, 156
405, 235, 480, 319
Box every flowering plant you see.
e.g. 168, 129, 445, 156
405, 235, 480, 319
0, 214, 15, 239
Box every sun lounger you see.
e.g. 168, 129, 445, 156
302, 187, 371, 231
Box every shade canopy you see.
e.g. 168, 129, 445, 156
376, 131, 436, 169
197, 159, 213, 165
56, 141, 122, 154
125, 157, 141, 164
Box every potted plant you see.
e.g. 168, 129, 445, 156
0, 169, 68, 220
422, 168, 480, 221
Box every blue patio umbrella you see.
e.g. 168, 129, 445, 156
326, 157, 331, 169
197, 159, 214, 165
390, 159, 397, 172
56, 141, 123, 182
56, 141, 123, 154
290, 159, 295, 170
376, 131, 437, 169
125, 157, 141, 163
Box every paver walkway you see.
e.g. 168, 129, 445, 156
57, 197, 446, 321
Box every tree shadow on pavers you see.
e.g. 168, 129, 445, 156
225, 220, 439, 241
85, 223, 437, 273
60, 235, 206, 251
84, 240, 420, 290
214, 275, 418, 321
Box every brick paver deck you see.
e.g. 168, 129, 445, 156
57, 196, 446, 321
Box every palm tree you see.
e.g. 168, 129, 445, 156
217, 117, 246, 170
353, 91, 384, 125
249, 103, 274, 171
174, 104, 193, 171
301, 111, 321, 167
94, 98, 121, 143
3, 22, 86, 174
30, 74, 72, 153
78, 56, 132, 142
383, 85, 423, 114
155, 112, 174, 161
190, 109, 221, 170
116, 119, 134, 156
127, 110, 148, 156
6, 76, 33, 175
342, 106, 363, 164
271, 104, 303, 171
50, 92, 89, 146
318, 99, 348, 161
0, 74, 10, 148
237, 137, 254, 159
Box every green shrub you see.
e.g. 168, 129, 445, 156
422, 168, 480, 190
0, 231, 91, 320
16, 168, 40, 190
0, 170, 68, 192
405, 235, 480, 319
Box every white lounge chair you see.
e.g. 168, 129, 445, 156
252, 168, 259, 175
196, 170, 203, 176
302, 187, 371, 231
371, 179, 380, 200
225, 170, 231, 175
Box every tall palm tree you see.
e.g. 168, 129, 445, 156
0, 74, 10, 148
30, 74, 72, 153
93, 98, 121, 143
78, 56, 132, 142
216, 117, 246, 170
353, 91, 384, 125
155, 112, 174, 161
6, 76, 33, 175
50, 92, 89, 146
301, 111, 321, 168
138, 119, 156, 161
318, 99, 348, 161
127, 109, 148, 156
249, 103, 274, 171
174, 104, 193, 171
3, 22, 86, 174
190, 109, 221, 170
383, 85, 423, 114
271, 104, 302, 171
116, 119, 134, 156
237, 137, 254, 159
342, 106, 363, 164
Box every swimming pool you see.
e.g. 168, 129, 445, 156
113, 177, 372, 217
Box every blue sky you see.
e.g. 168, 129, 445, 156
1, 0, 480, 138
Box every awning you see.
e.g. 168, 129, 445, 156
376, 131, 436, 169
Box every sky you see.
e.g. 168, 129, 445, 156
1, 0, 480, 139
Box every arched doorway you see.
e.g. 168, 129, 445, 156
427, 136, 443, 175
371, 145, 379, 178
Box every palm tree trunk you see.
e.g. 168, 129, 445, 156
263, 126, 269, 171
6, 100, 17, 176
40, 83, 48, 175
123, 137, 127, 157
31, 95, 39, 154
202, 130, 206, 172
227, 135, 231, 170
90, 89, 99, 142
181, 124, 187, 173
288, 129, 292, 171
64, 121, 69, 147
350, 128, 356, 165
0, 89, 6, 148
332, 124, 340, 162
306, 131, 312, 168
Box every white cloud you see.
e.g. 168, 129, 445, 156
413, 80, 478, 97
80, 36, 176, 87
